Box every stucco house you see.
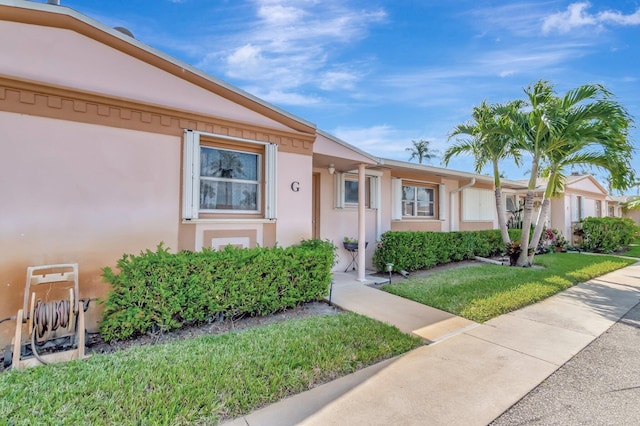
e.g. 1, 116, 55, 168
504, 173, 626, 245
0, 0, 322, 344
2, 1, 628, 349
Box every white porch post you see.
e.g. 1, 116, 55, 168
357, 163, 366, 282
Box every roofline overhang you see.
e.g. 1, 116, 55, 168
378, 158, 527, 188
0, 0, 316, 135
316, 129, 380, 165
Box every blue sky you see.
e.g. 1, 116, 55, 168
55, 0, 639, 192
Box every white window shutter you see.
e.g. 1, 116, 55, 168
462, 188, 494, 221
182, 130, 200, 220
438, 184, 446, 220
334, 173, 345, 208
265, 143, 278, 220
571, 195, 579, 222
391, 178, 402, 220
370, 176, 379, 209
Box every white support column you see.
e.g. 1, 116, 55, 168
357, 163, 366, 282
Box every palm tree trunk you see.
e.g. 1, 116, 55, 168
493, 161, 510, 245
517, 190, 534, 266
527, 197, 550, 264
495, 187, 511, 245
517, 158, 540, 267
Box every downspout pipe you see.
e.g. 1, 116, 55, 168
449, 178, 476, 231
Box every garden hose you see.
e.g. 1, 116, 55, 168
30, 299, 74, 365
28, 298, 95, 366
32, 299, 72, 343
0, 316, 16, 325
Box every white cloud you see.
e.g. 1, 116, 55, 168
319, 70, 360, 91
332, 125, 444, 160
247, 87, 323, 106
215, 0, 386, 99
542, 2, 596, 34
599, 8, 640, 25
257, 4, 306, 24
467, 3, 552, 38
226, 44, 264, 76
542, 2, 640, 34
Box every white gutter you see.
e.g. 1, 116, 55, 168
450, 178, 476, 232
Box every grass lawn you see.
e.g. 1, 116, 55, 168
382, 253, 636, 323
0, 313, 421, 425
625, 239, 640, 258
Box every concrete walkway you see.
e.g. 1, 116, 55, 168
327, 271, 478, 342
223, 262, 640, 426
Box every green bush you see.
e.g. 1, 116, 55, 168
100, 240, 336, 341
372, 229, 521, 272
580, 217, 640, 253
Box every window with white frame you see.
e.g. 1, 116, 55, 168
344, 175, 371, 207
334, 173, 379, 209
402, 185, 435, 217
595, 200, 602, 217
391, 178, 442, 220
183, 130, 277, 220
608, 204, 615, 217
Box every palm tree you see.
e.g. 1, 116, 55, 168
504, 81, 559, 266
510, 81, 635, 265
406, 139, 438, 164
444, 100, 522, 245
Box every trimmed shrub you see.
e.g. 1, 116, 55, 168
372, 229, 521, 272
580, 217, 639, 253
100, 240, 336, 341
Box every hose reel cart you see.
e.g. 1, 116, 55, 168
3, 263, 89, 370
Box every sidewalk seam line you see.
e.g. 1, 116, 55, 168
461, 332, 578, 367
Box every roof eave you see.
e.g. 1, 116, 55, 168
0, 0, 316, 135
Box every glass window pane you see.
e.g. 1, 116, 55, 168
344, 180, 359, 204
200, 181, 258, 211
416, 188, 434, 216
402, 201, 414, 216
200, 148, 258, 181
402, 186, 415, 202
416, 187, 431, 202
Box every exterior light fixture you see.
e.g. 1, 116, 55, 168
386, 263, 394, 284
328, 164, 335, 175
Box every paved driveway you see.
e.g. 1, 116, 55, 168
492, 301, 640, 425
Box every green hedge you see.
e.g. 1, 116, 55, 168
372, 229, 521, 272
100, 240, 336, 341
580, 217, 639, 253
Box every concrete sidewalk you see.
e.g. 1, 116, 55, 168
224, 262, 640, 426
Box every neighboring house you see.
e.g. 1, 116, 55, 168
312, 139, 528, 273
610, 195, 640, 226
624, 206, 640, 226
505, 173, 617, 245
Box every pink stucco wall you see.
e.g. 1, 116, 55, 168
0, 112, 180, 346
277, 152, 313, 246
0, 20, 289, 131
315, 168, 379, 271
